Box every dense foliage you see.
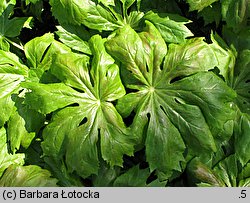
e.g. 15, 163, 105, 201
0, 0, 250, 187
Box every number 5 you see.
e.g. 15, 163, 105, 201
241, 190, 247, 198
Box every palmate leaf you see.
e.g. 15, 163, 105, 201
105, 21, 236, 180
23, 35, 135, 179
49, 0, 192, 44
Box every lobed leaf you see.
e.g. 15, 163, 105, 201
106, 21, 236, 180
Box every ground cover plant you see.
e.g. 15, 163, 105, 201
0, 0, 249, 186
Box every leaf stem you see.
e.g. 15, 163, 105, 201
5, 37, 24, 51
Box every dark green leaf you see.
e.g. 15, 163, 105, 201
198, 2, 221, 26
221, 0, 249, 31
0, 5, 31, 38
231, 50, 250, 114
113, 165, 149, 186
106, 21, 236, 180
187, 158, 224, 186
234, 113, 250, 166
186, 0, 219, 12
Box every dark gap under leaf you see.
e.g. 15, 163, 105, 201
71, 87, 85, 93
125, 88, 138, 93
40, 44, 52, 63
123, 110, 136, 127
174, 98, 181, 104
160, 105, 168, 116
123, 147, 146, 170
146, 170, 158, 184
78, 117, 88, 127
208, 67, 225, 81
169, 75, 184, 84
159, 60, 164, 70
66, 103, 79, 107
146, 63, 149, 72
0, 63, 14, 67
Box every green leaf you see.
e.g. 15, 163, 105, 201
186, 0, 219, 12
0, 50, 28, 98
25, 0, 40, 4
239, 162, 250, 180
138, 0, 181, 14
223, 27, 250, 52
188, 154, 250, 187
239, 178, 250, 187
187, 158, 224, 186
24, 34, 71, 83
221, 0, 249, 31
56, 25, 92, 55
164, 38, 218, 78
49, 0, 123, 31
92, 161, 120, 186
99, 0, 115, 7
234, 113, 250, 166
144, 11, 193, 44
120, 0, 136, 9
24, 35, 135, 178
231, 50, 250, 114
0, 165, 58, 186
0, 127, 24, 177
106, 21, 236, 180
0, 95, 15, 126
0, 5, 31, 38
0, 50, 28, 125
7, 95, 45, 153
198, 2, 221, 26
0, 0, 16, 15
113, 165, 166, 186
209, 33, 236, 82
0, 36, 9, 51
23, 83, 85, 114
43, 157, 82, 186
24, 33, 54, 69
113, 165, 150, 186
213, 155, 238, 187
